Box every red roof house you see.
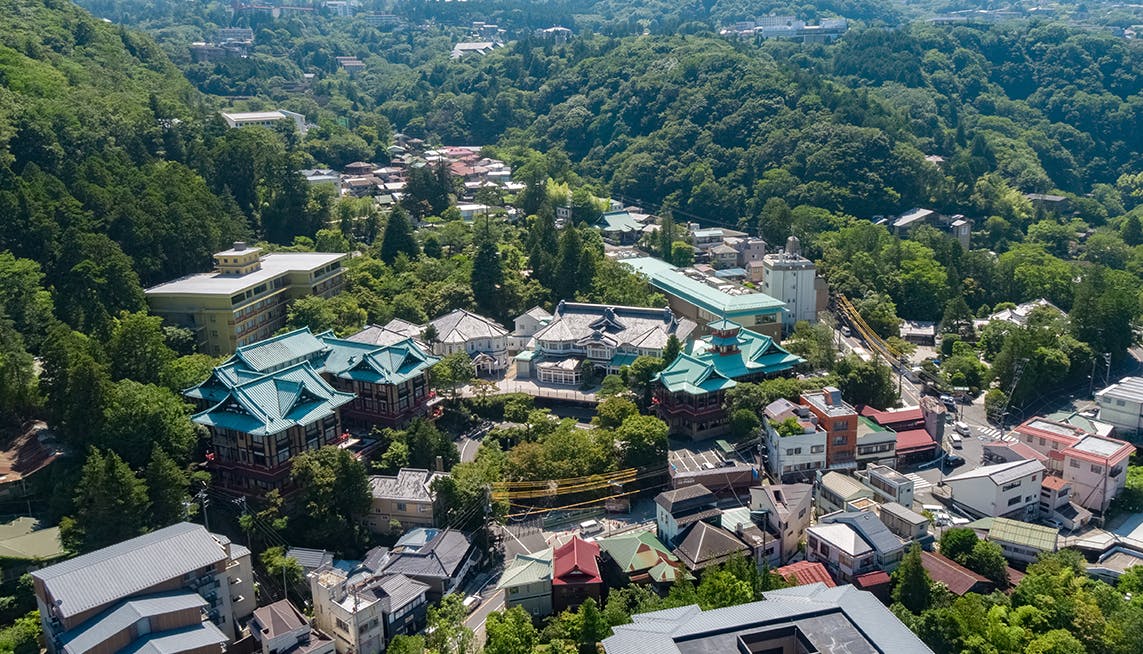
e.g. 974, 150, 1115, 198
774, 561, 836, 588
552, 536, 603, 612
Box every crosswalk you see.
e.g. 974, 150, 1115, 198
976, 425, 1017, 442
905, 473, 933, 493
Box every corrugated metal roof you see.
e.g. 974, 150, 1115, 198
988, 518, 1059, 551
32, 523, 228, 620
120, 621, 228, 654
61, 591, 207, 654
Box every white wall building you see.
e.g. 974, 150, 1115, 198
220, 110, 308, 135
1095, 376, 1143, 436
943, 459, 1045, 520
1013, 417, 1136, 512
854, 464, 915, 509
805, 523, 876, 582
760, 237, 818, 329
749, 483, 813, 564
763, 399, 827, 482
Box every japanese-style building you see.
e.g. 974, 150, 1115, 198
654, 320, 802, 439
186, 327, 439, 494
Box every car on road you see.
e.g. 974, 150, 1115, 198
954, 421, 971, 436
463, 595, 482, 614
940, 395, 957, 410
841, 325, 851, 337
949, 433, 963, 448
944, 453, 966, 468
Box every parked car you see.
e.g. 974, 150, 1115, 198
945, 453, 966, 468
954, 421, 971, 436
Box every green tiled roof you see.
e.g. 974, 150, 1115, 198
596, 210, 643, 234
187, 327, 437, 435
191, 362, 354, 435
622, 257, 784, 317
610, 352, 639, 368
497, 548, 553, 589
655, 321, 803, 394
598, 531, 690, 583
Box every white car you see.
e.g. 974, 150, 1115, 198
954, 421, 971, 436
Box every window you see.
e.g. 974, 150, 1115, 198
1001, 481, 1021, 492
833, 436, 847, 446
811, 445, 824, 454
1091, 464, 1103, 474
335, 618, 349, 633
1008, 496, 1022, 507
1039, 438, 1046, 446
396, 502, 407, 511
1070, 459, 1081, 469
833, 421, 849, 431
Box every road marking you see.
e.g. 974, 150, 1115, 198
905, 473, 933, 493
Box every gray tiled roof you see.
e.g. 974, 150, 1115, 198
822, 511, 905, 557
654, 484, 715, 511
119, 621, 229, 654
286, 547, 334, 571
672, 522, 748, 570
428, 309, 508, 343
366, 574, 430, 610
32, 523, 228, 620
533, 302, 697, 352
61, 591, 207, 654
383, 528, 474, 580
880, 502, 928, 526
370, 468, 445, 501
602, 584, 933, 654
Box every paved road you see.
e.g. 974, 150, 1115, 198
465, 588, 505, 647
457, 437, 480, 463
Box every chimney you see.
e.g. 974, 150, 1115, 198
434, 455, 444, 472
232, 241, 247, 251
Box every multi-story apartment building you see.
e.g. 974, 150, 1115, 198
146, 243, 346, 355
762, 399, 827, 482
367, 468, 445, 534
943, 459, 1045, 520
749, 483, 813, 564
800, 387, 857, 470
814, 471, 874, 515
1095, 376, 1143, 435
655, 320, 803, 439
1012, 417, 1135, 512
186, 328, 438, 495
32, 523, 255, 654
514, 302, 697, 385
760, 237, 821, 330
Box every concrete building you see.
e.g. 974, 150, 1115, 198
515, 302, 696, 385
800, 387, 857, 470
509, 306, 552, 353
815, 471, 874, 515
32, 523, 255, 654
943, 459, 1045, 520
622, 257, 786, 339
1095, 376, 1143, 435
145, 243, 347, 355
220, 110, 307, 135
250, 600, 335, 654
760, 237, 820, 330
819, 510, 907, 573
854, 464, 915, 509
367, 468, 445, 534
749, 484, 813, 564
654, 320, 802, 440
762, 399, 827, 482
497, 549, 553, 618
877, 502, 930, 542
855, 420, 898, 469
1012, 417, 1135, 513
602, 584, 934, 654
1039, 475, 1091, 531
310, 560, 429, 654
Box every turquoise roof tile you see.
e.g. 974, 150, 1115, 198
622, 257, 784, 317
655, 321, 802, 394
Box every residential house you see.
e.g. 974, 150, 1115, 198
805, 523, 877, 583
146, 242, 346, 355
672, 521, 751, 573
597, 531, 687, 591
249, 600, 335, 654
815, 471, 874, 515
819, 511, 906, 573
552, 537, 603, 613
749, 483, 813, 565
654, 484, 720, 547
855, 419, 898, 469
943, 459, 1045, 520
1012, 417, 1135, 513
310, 558, 430, 654
286, 548, 335, 579
974, 517, 1059, 564
800, 387, 857, 470
383, 528, 480, 598
1087, 546, 1143, 584
854, 464, 915, 509
654, 320, 803, 439
1095, 376, 1143, 435
602, 584, 934, 654
708, 243, 740, 269
621, 258, 787, 339
32, 523, 255, 654
920, 552, 994, 597
497, 549, 553, 618
762, 399, 827, 482
368, 468, 445, 534
185, 328, 438, 494
1039, 475, 1091, 531
774, 561, 835, 588
878, 502, 930, 543
720, 507, 779, 566
760, 237, 821, 330
515, 302, 697, 385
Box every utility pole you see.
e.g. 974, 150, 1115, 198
195, 489, 210, 531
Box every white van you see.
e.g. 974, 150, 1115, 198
579, 519, 603, 535
949, 433, 963, 448
954, 421, 971, 436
